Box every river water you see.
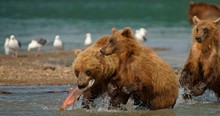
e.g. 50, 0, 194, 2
0, 0, 220, 115
0, 86, 220, 116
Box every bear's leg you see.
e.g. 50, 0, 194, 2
81, 88, 100, 109
109, 95, 129, 107
134, 101, 148, 110
109, 89, 130, 109
107, 81, 119, 98
110, 90, 130, 105
107, 81, 130, 109
81, 99, 92, 109
81, 91, 96, 109
179, 70, 190, 88
131, 93, 141, 105
216, 90, 220, 99
130, 92, 148, 110
149, 94, 177, 110
190, 81, 207, 96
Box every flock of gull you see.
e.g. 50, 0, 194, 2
3, 27, 147, 58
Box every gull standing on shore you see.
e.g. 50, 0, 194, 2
84, 33, 92, 47
27, 38, 48, 56
8, 35, 21, 58
53, 35, 63, 50
4, 38, 10, 55
135, 28, 148, 42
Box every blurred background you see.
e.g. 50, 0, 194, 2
0, 0, 219, 66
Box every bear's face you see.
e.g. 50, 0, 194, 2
100, 27, 134, 56
73, 50, 104, 89
192, 16, 220, 43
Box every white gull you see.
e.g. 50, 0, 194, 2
84, 33, 92, 47
53, 35, 63, 50
8, 35, 21, 58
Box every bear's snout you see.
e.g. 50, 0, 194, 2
77, 82, 88, 89
100, 48, 112, 56
196, 37, 202, 43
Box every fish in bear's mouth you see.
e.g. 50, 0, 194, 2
59, 79, 95, 110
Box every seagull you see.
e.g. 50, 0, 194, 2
84, 33, 92, 47
135, 28, 148, 42
135, 30, 142, 41
139, 28, 148, 37
8, 35, 21, 58
27, 38, 48, 56
4, 38, 10, 55
53, 35, 63, 50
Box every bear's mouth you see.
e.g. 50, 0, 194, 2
78, 79, 95, 89
59, 79, 95, 110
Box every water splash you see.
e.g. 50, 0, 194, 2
176, 88, 218, 106
69, 93, 141, 112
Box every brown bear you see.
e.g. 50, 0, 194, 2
180, 16, 220, 98
188, 1, 220, 24
72, 35, 119, 109
72, 35, 141, 110
100, 27, 179, 110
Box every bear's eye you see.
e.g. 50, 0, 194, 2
75, 70, 79, 77
203, 28, 208, 34
196, 28, 199, 33
85, 70, 92, 76
109, 39, 114, 43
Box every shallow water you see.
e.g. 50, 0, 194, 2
1, 86, 220, 116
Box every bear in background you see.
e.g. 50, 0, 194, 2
180, 16, 220, 98
187, 1, 220, 24
100, 27, 179, 110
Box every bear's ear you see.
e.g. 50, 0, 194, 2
74, 49, 82, 57
192, 16, 201, 25
214, 17, 220, 26
121, 27, 133, 38
112, 28, 118, 34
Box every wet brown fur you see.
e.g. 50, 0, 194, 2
180, 16, 220, 97
72, 35, 119, 108
100, 27, 179, 110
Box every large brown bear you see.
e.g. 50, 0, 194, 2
100, 27, 179, 110
188, 1, 220, 24
72, 35, 145, 109
72, 35, 119, 109
180, 16, 220, 98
